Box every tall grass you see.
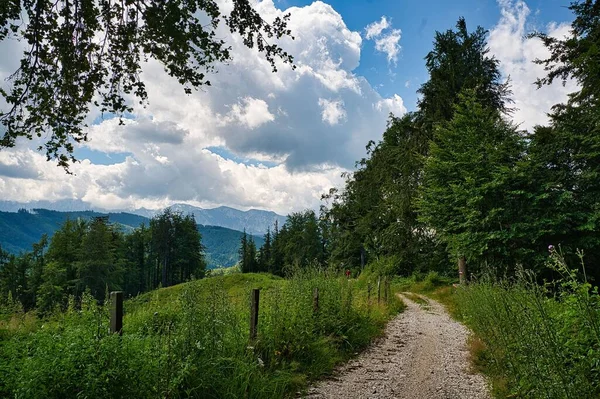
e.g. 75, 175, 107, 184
456, 250, 600, 398
0, 269, 403, 398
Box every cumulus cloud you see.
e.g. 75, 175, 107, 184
318, 98, 347, 125
365, 16, 390, 39
0, 0, 407, 214
375, 94, 407, 117
488, 0, 578, 131
375, 29, 402, 65
364, 15, 402, 66
221, 97, 275, 129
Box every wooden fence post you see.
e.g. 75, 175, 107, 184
110, 291, 123, 335
313, 287, 319, 313
377, 277, 381, 304
250, 289, 260, 341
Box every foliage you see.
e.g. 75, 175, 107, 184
418, 89, 526, 274
0, 271, 403, 398
239, 229, 259, 273
456, 251, 600, 398
323, 17, 510, 279
0, 209, 207, 311
0, 208, 256, 269
417, 17, 513, 128
0, 0, 294, 170
249, 210, 325, 276
150, 208, 206, 287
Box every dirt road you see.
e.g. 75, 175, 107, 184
303, 294, 490, 399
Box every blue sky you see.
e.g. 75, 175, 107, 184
282, 0, 573, 109
0, 0, 578, 214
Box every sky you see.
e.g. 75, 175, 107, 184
0, 0, 578, 215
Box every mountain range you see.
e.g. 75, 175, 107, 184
0, 209, 265, 269
0, 200, 287, 235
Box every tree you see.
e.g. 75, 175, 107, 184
0, 0, 294, 169
529, 0, 600, 278
417, 17, 512, 129
271, 210, 324, 273
321, 18, 511, 278
418, 90, 526, 277
257, 227, 272, 273
239, 229, 257, 273
76, 216, 124, 300
150, 209, 205, 287
532, 0, 600, 109
36, 261, 67, 314
46, 217, 87, 296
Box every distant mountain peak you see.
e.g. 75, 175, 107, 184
0, 200, 287, 236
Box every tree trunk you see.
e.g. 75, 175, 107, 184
162, 257, 167, 287
458, 256, 467, 284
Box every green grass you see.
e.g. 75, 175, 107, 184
0, 269, 404, 398
455, 274, 600, 399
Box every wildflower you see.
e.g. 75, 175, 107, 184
257, 358, 264, 367
548, 244, 555, 253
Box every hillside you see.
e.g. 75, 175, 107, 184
0, 209, 262, 269
0, 271, 402, 398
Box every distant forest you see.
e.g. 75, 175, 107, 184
0, 208, 263, 312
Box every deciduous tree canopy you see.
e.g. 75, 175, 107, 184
0, 0, 294, 169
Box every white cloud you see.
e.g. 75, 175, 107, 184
0, 0, 408, 214
222, 97, 275, 129
375, 29, 402, 65
488, 0, 577, 131
375, 94, 407, 117
318, 98, 347, 125
364, 16, 402, 66
365, 16, 390, 39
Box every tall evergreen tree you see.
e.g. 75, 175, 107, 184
257, 228, 272, 273
524, 0, 600, 277
150, 209, 205, 287
418, 90, 526, 276
76, 217, 124, 301
417, 17, 512, 129
46, 218, 87, 296
239, 229, 258, 273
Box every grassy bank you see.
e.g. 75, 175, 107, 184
455, 266, 600, 399
0, 269, 403, 398
395, 260, 600, 399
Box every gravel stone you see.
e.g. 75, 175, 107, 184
301, 294, 490, 399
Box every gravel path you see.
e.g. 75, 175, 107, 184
303, 293, 490, 399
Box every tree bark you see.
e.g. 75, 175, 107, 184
458, 256, 467, 284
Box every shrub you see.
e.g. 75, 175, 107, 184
456, 250, 600, 398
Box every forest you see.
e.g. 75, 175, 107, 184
0, 209, 205, 312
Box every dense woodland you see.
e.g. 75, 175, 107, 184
0, 209, 205, 312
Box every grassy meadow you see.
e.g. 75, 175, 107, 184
0, 269, 404, 398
